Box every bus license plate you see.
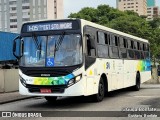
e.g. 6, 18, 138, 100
40, 89, 52, 93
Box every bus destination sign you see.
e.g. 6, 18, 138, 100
27, 22, 73, 32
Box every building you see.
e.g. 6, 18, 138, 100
117, 0, 147, 16
147, 0, 155, 7
147, 6, 159, 20
0, 0, 64, 33
146, 0, 158, 20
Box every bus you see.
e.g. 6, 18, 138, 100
13, 19, 151, 102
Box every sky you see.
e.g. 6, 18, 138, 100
64, 0, 160, 18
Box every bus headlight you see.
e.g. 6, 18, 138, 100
20, 76, 27, 87
67, 74, 82, 87
75, 75, 82, 82
68, 79, 75, 86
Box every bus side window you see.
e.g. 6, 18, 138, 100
137, 42, 140, 50
128, 40, 135, 59
109, 34, 119, 58
124, 38, 127, 48
128, 40, 131, 49
134, 41, 137, 50
115, 36, 119, 46
120, 38, 127, 48
146, 44, 149, 51
97, 31, 105, 44
105, 33, 109, 45
111, 35, 119, 46
86, 35, 96, 57
108, 34, 111, 45
140, 43, 143, 50
131, 40, 134, 49
143, 43, 146, 51
119, 37, 127, 58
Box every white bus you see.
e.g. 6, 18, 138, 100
13, 19, 151, 102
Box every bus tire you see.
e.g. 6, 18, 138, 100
45, 96, 57, 102
133, 73, 141, 91
92, 77, 105, 102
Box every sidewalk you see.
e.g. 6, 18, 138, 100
0, 91, 33, 104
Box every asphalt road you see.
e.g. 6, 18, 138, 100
1, 84, 160, 120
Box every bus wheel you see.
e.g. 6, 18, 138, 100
92, 77, 105, 102
45, 96, 57, 102
133, 73, 141, 91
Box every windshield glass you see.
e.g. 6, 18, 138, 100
20, 34, 82, 67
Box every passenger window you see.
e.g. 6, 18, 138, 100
128, 40, 131, 49
134, 41, 137, 49
146, 44, 149, 51
120, 38, 124, 48
143, 44, 146, 51
98, 32, 105, 44
108, 34, 111, 45
98, 45, 108, 58
109, 47, 119, 58
104, 33, 109, 45
131, 40, 134, 49
137, 42, 140, 50
115, 36, 119, 46
123, 38, 127, 48
140, 43, 143, 50
111, 35, 119, 46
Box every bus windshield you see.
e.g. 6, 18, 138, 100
20, 34, 82, 67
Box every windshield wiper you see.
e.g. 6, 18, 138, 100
32, 34, 41, 50
54, 32, 65, 58
32, 34, 42, 59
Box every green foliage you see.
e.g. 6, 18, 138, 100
68, 5, 160, 62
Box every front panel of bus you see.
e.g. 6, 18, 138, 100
18, 19, 86, 96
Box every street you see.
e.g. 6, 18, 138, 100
0, 84, 160, 120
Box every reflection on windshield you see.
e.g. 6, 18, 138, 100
47, 34, 82, 67
21, 36, 46, 67
20, 34, 82, 67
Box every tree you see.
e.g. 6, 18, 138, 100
148, 17, 160, 29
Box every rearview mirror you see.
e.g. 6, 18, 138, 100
13, 36, 23, 60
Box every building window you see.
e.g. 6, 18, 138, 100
22, 0, 29, 3
22, 6, 30, 9
10, 19, 17, 22
11, 7, 16, 11
10, 13, 17, 16
10, 25, 17, 28
9, 1, 17, 5
22, 18, 30, 21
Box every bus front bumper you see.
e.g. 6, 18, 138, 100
19, 79, 86, 97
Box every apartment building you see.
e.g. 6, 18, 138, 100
147, 6, 159, 20
117, 0, 147, 16
0, 0, 64, 33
